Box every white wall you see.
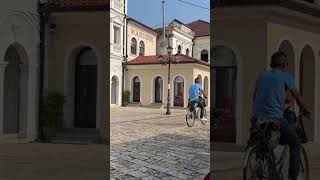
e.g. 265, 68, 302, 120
156, 30, 194, 56
110, 0, 127, 106
193, 36, 210, 62
0, 0, 39, 141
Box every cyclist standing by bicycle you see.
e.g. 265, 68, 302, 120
252, 51, 310, 180
188, 77, 207, 121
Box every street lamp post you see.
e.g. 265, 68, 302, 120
160, 46, 179, 115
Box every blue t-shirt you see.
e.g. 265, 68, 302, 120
189, 83, 202, 101
253, 69, 295, 119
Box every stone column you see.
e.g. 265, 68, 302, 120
0, 61, 8, 137
25, 64, 38, 140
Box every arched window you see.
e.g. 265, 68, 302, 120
186, 48, 190, 56
139, 41, 145, 56
174, 76, 184, 107
177, 45, 182, 54
201, 49, 209, 62
131, 38, 137, 55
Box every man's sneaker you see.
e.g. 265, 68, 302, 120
201, 117, 208, 121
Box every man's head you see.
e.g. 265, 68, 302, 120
270, 51, 288, 70
195, 78, 200, 83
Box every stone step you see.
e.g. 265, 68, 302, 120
55, 128, 99, 134
50, 138, 94, 145
126, 103, 143, 107
55, 133, 99, 139
51, 128, 100, 144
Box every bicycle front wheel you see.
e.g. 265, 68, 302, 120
186, 109, 195, 127
279, 145, 309, 180
243, 146, 275, 180
298, 146, 309, 180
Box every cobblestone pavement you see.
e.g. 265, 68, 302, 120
0, 143, 106, 180
212, 143, 320, 180
111, 107, 210, 179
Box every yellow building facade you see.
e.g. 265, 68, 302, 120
124, 19, 210, 108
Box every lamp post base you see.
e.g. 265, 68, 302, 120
166, 103, 171, 115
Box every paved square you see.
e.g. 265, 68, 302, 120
111, 107, 210, 179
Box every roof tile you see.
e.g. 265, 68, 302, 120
186, 20, 210, 37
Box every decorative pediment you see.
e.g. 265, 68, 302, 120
169, 19, 194, 36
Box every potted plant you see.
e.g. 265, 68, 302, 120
42, 92, 66, 142
122, 90, 130, 106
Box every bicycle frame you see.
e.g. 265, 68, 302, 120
244, 112, 309, 180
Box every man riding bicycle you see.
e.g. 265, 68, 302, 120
188, 77, 207, 121
252, 51, 310, 180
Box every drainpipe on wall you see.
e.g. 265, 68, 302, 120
121, 0, 128, 106
37, 1, 47, 141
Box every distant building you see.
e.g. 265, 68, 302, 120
110, 0, 127, 106
187, 20, 210, 63
125, 19, 210, 108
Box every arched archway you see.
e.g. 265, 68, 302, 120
3, 43, 28, 135
279, 40, 295, 78
132, 76, 141, 102
111, 76, 119, 105
154, 76, 163, 103
174, 76, 184, 107
300, 45, 315, 141
212, 45, 237, 142
74, 47, 97, 128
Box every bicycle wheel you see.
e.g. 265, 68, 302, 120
186, 108, 195, 127
201, 108, 207, 125
279, 145, 309, 180
243, 146, 275, 180
297, 146, 309, 180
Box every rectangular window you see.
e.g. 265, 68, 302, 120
113, 26, 121, 44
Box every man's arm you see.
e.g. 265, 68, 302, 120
200, 89, 207, 99
290, 88, 310, 114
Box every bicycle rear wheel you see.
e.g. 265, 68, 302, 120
243, 146, 275, 180
298, 145, 309, 180
186, 108, 195, 127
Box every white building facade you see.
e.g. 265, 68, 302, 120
0, 0, 40, 142
156, 20, 194, 56
110, 0, 127, 106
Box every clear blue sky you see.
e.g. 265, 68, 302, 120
128, 0, 210, 28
